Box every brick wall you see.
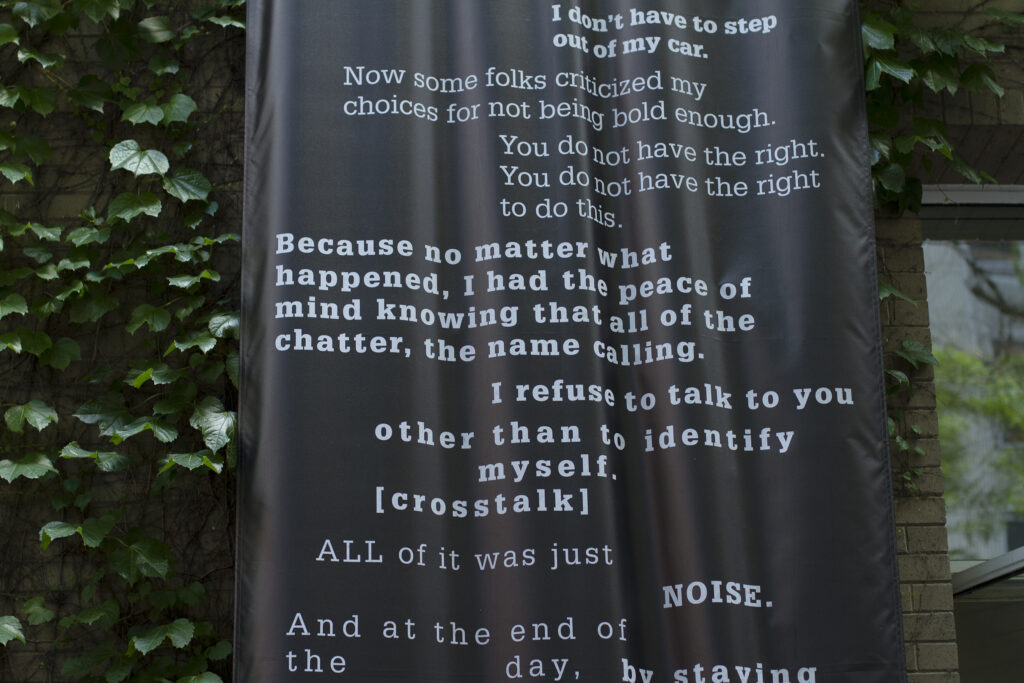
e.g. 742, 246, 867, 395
878, 215, 960, 681
0, 6, 979, 682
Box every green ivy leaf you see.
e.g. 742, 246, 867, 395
153, 380, 198, 416
206, 15, 244, 29
168, 451, 205, 470
127, 304, 171, 333
203, 451, 225, 474
0, 24, 20, 46
17, 47, 63, 69
138, 15, 174, 43
196, 359, 225, 384
5, 400, 58, 432
16, 136, 52, 164
13, 0, 61, 28
166, 618, 195, 648
206, 640, 232, 661
886, 369, 911, 390
21, 597, 54, 626
948, 151, 990, 184
986, 8, 1024, 25
0, 616, 25, 645
149, 53, 179, 75
122, 99, 164, 125
168, 269, 220, 289
878, 280, 917, 303
0, 293, 28, 320
40, 337, 81, 370
876, 162, 906, 192
28, 222, 61, 241
0, 87, 19, 109
16, 328, 52, 355
132, 625, 166, 655
39, 521, 77, 549
66, 226, 111, 246
961, 63, 1005, 97
60, 441, 117, 462
163, 168, 211, 202
35, 262, 58, 280
862, 14, 896, 51
96, 451, 130, 472
0, 333, 22, 353
109, 139, 169, 176
869, 53, 915, 84
963, 33, 1005, 57
80, 512, 118, 547
162, 93, 197, 125
69, 293, 118, 323
0, 162, 33, 184
151, 364, 186, 384
170, 329, 217, 353
75, 600, 119, 627
108, 192, 162, 221
932, 29, 963, 56
77, 0, 121, 23
57, 257, 88, 274
111, 416, 178, 443
24, 246, 52, 263
895, 339, 940, 369
209, 312, 239, 338
190, 397, 236, 453
70, 75, 115, 113
920, 56, 960, 95
74, 394, 128, 429
111, 534, 171, 584
19, 86, 56, 115
129, 367, 153, 388
105, 659, 132, 683
0, 453, 55, 482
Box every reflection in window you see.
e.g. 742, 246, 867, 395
925, 240, 1024, 560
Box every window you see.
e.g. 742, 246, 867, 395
922, 185, 1024, 682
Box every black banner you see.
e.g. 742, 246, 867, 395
239, 2, 905, 681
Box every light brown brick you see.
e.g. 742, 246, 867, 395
918, 642, 959, 671
898, 554, 952, 582
895, 526, 909, 553
914, 584, 955, 612
905, 640, 919, 671
903, 612, 957, 641
895, 498, 947, 525
908, 673, 960, 683
907, 526, 950, 553
875, 217, 924, 244
901, 410, 939, 438
891, 299, 931, 326
879, 244, 926, 273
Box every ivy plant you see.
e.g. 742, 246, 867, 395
862, 3, 1015, 214
0, 1, 1019, 681
0, 1, 244, 681
864, 2, 1021, 490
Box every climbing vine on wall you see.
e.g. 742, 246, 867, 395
0, 1, 1019, 681
0, 1, 244, 680
863, 1, 1020, 490
862, 3, 1013, 214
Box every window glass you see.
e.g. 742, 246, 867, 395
925, 240, 1024, 560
